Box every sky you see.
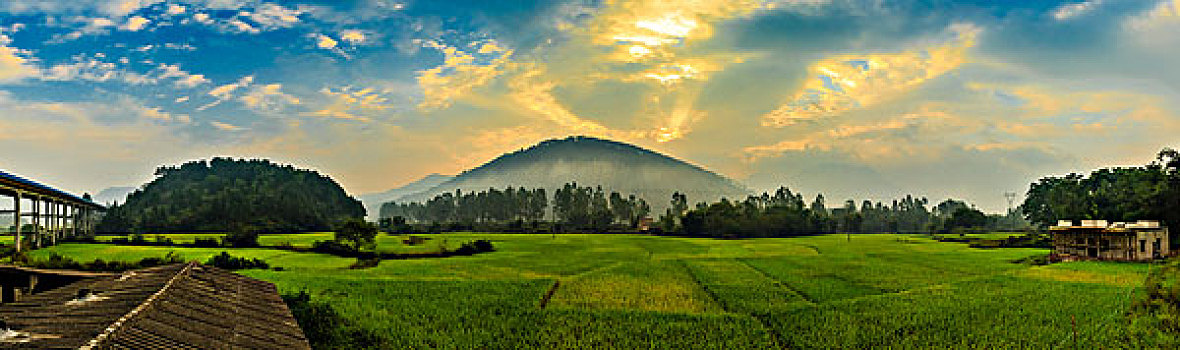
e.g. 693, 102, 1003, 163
1, 0, 1179, 213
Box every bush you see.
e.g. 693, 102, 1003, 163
223, 225, 260, 248
138, 251, 186, 267
20, 252, 185, 272
1011, 254, 1052, 266
154, 235, 174, 245
453, 240, 495, 256
472, 239, 494, 252
205, 251, 270, 270
349, 257, 380, 269
1127, 259, 1180, 346
193, 237, 221, 247
403, 236, 428, 245
312, 240, 356, 256
282, 291, 386, 349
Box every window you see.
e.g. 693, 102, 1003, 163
1140, 240, 1147, 252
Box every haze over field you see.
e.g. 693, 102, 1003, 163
2, 0, 1180, 212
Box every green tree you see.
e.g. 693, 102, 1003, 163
944, 207, 988, 231
334, 219, 378, 252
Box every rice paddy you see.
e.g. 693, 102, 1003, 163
20, 233, 1153, 348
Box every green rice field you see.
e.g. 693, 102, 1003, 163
17, 233, 1153, 348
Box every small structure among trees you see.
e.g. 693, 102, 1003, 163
1051, 220, 1174, 261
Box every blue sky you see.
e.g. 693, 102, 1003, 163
1, 0, 1179, 213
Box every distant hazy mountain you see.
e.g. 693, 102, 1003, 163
359, 174, 452, 219
391, 136, 750, 214
95, 186, 136, 205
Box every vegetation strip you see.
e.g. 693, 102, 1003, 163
538, 280, 561, 309
736, 258, 816, 304
678, 260, 728, 310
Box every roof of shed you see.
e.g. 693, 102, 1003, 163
0, 262, 309, 349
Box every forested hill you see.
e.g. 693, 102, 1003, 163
98, 158, 364, 233
391, 136, 750, 213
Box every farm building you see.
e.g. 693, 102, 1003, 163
0, 262, 309, 349
1050, 220, 1173, 261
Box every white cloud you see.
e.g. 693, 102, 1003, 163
761, 24, 980, 127
0, 34, 38, 82
192, 13, 213, 24
199, 75, 254, 110
120, 16, 150, 31
239, 83, 301, 113
302, 86, 393, 122
210, 121, 243, 131
49, 17, 116, 42
156, 63, 209, 88
1051, 1, 1102, 20
245, 3, 302, 29
0, 0, 161, 17
1126, 0, 1180, 30
42, 58, 147, 84
313, 33, 338, 49
417, 39, 514, 110
226, 18, 260, 34
166, 4, 186, 15
340, 30, 366, 44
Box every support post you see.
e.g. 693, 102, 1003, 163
71, 205, 77, 239
31, 197, 39, 248
49, 201, 56, 246
13, 192, 20, 252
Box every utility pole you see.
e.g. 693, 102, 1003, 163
1004, 192, 1017, 229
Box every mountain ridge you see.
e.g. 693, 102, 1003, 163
358, 174, 452, 219
387, 136, 751, 215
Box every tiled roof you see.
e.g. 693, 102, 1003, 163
0, 263, 309, 349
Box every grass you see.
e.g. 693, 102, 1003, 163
25, 233, 1153, 348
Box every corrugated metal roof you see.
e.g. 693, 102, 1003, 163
0, 170, 104, 209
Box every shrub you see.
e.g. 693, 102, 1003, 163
205, 251, 270, 270
130, 233, 147, 244
223, 225, 260, 248
19, 252, 186, 272
154, 235, 174, 245
453, 240, 495, 256
138, 251, 185, 267
312, 240, 355, 255
282, 291, 386, 349
193, 237, 221, 247
349, 257, 381, 269
1127, 259, 1180, 346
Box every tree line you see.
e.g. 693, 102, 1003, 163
380, 182, 1022, 236
666, 187, 1017, 238
1022, 148, 1180, 231
380, 183, 650, 231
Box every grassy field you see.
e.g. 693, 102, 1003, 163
20, 233, 1153, 348
89, 232, 470, 254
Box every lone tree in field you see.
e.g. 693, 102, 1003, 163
98, 158, 365, 233
334, 219, 378, 252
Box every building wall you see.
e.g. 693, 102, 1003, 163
1052, 228, 1171, 261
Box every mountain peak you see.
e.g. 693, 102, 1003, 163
386, 137, 750, 215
